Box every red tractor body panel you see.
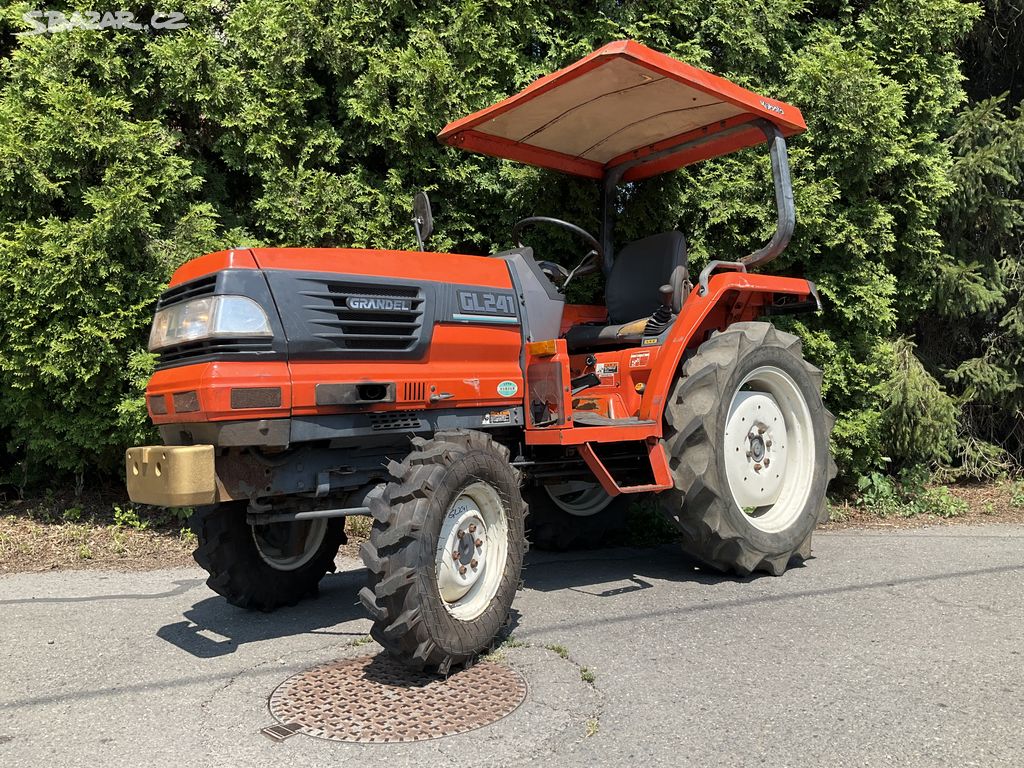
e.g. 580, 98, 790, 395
149, 248, 525, 427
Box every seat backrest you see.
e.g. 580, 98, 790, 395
605, 230, 688, 325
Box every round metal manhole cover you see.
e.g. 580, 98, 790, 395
268, 653, 527, 743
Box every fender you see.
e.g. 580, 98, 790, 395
639, 271, 818, 425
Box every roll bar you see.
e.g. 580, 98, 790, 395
599, 119, 795, 274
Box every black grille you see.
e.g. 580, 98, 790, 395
156, 275, 216, 310
301, 280, 425, 353
157, 338, 274, 367
369, 411, 424, 431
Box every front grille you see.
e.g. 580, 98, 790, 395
157, 338, 274, 367
301, 280, 425, 353
156, 275, 216, 310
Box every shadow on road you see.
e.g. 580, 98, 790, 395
157, 567, 368, 658
522, 544, 784, 594
153, 542, 1024, 661
0, 578, 204, 606
154, 545, 762, 658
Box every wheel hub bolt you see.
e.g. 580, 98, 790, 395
468, 523, 477, 533
457, 529, 465, 539
452, 550, 460, 560
766, 440, 773, 448
459, 565, 467, 576
764, 458, 770, 467
470, 559, 479, 569
754, 462, 763, 472
475, 538, 483, 548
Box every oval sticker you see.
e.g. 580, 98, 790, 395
497, 380, 519, 398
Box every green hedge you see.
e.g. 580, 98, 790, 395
0, 1, 1021, 487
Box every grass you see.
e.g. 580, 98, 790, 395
0, 490, 197, 572
544, 643, 570, 659
624, 497, 680, 547
585, 717, 600, 737
824, 478, 1024, 530
346, 515, 372, 539
1011, 482, 1024, 509
0, 488, 377, 571
487, 636, 597, 682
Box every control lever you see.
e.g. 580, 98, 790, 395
570, 372, 601, 395
644, 284, 675, 337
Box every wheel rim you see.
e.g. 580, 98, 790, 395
722, 365, 815, 533
434, 482, 509, 621
251, 518, 328, 571
543, 481, 614, 517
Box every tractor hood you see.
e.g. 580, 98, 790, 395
439, 40, 806, 182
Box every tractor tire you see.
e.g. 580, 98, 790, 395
190, 502, 346, 611
525, 482, 635, 551
358, 431, 526, 673
660, 322, 836, 576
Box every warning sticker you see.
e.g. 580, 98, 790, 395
594, 362, 618, 377
629, 352, 651, 368
482, 409, 512, 425
641, 337, 660, 346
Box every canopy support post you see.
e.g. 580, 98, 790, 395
739, 122, 794, 268
598, 118, 795, 274
599, 171, 620, 276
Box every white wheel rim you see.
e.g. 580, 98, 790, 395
543, 481, 614, 517
723, 365, 815, 533
251, 518, 328, 571
435, 482, 509, 621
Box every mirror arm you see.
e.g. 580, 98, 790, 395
411, 191, 433, 251
413, 217, 425, 251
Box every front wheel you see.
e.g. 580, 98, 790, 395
359, 431, 526, 672
660, 322, 836, 575
190, 502, 346, 610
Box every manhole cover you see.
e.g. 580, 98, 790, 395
267, 653, 527, 743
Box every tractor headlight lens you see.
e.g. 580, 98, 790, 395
148, 296, 273, 351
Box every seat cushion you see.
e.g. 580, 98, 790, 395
605, 230, 688, 324
564, 318, 648, 352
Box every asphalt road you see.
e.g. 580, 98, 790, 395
1, 525, 1022, 767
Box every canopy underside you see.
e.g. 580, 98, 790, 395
439, 40, 806, 182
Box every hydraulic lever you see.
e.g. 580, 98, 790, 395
644, 284, 675, 337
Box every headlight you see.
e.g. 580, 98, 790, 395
148, 296, 273, 351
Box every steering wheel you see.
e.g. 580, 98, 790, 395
511, 216, 604, 264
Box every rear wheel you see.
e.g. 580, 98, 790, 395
359, 431, 526, 672
190, 502, 346, 610
660, 322, 836, 575
525, 481, 633, 550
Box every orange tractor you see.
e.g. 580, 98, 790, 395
127, 41, 835, 672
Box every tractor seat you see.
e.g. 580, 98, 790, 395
564, 230, 688, 352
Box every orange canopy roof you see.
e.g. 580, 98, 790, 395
439, 40, 806, 182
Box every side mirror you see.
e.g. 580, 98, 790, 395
412, 191, 433, 251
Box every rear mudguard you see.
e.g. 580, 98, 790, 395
639, 271, 818, 425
